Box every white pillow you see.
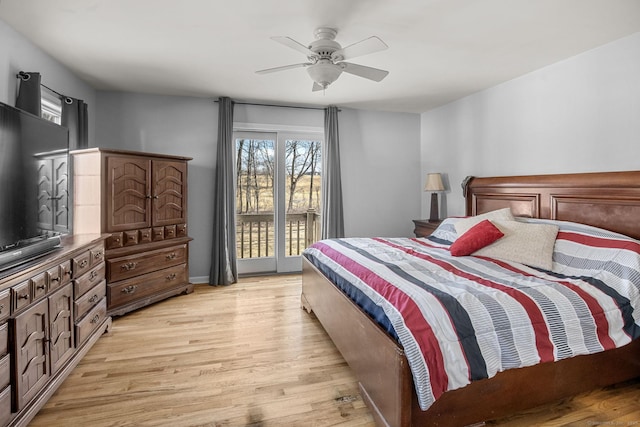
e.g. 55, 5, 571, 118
473, 220, 559, 270
454, 208, 515, 236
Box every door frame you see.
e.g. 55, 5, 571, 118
234, 123, 323, 275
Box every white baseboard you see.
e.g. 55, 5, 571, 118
189, 276, 209, 285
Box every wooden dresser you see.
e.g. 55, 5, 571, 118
0, 234, 109, 427
71, 148, 193, 317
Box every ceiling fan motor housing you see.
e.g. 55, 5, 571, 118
309, 27, 342, 60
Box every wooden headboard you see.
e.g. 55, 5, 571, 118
463, 171, 640, 240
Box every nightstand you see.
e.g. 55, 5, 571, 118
412, 219, 442, 237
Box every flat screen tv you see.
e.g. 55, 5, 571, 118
0, 101, 70, 272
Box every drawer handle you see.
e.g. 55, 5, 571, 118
121, 285, 137, 294
166, 253, 177, 260
0, 304, 4, 314
121, 262, 138, 271
88, 294, 99, 303
37, 284, 47, 290
18, 294, 29, 300
79, 259, 88, 268
94, 251, 103, 259
166, 273, 177, 281
63, 269, 72, 277
90, 314, 100, 324
50, 276, 60, 283
114, 237, 121, 243
89, 270, 98, 281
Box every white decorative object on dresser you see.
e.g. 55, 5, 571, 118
72, 148, 193, 317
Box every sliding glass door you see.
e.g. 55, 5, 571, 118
235, 131, 322, 275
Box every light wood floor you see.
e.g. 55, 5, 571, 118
30, 275, 640, 427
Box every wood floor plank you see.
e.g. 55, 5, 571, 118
29, 275, 640, 426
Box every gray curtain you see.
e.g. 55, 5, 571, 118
16, 71, 42, 116
62, 97, 89, 150
209, 97, 237, 285
321, 106, 344, 239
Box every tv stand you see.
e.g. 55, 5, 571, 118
0, 234, 110, 427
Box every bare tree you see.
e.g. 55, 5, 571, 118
286, 140, 322, 212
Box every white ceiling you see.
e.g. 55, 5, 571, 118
1, 0, 639, 113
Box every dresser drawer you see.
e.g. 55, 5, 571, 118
31, 272, 48, 299
0, 354, 9, 390
75, 298, 107, 347
107, 263, 187, 309
0, 323, 7, 356
60, 260, 73, 285
107, 232, 124, 250
72, 250, 92, 279
107, 244, 188, 282
0, 289, 10, 322
90, 244, 105, 266
11, 280, 31, 312
74, 262, 105, 298
74, 280, 106, 321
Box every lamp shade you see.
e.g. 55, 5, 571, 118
424, 173, 444, 192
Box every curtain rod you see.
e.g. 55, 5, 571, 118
17, 71, 72, 102
216, 99, 340, 112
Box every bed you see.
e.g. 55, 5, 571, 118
301, 171, 640, 427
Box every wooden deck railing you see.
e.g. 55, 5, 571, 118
236, 209, 321, 258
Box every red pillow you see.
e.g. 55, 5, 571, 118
450, 219, 504, 256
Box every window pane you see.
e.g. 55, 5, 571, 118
41, 87, 62, 124
284, 139, 322, 256
235, 138, 275, 259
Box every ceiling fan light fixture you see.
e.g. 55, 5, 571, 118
306, 61, 342, 88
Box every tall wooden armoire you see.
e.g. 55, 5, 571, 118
72, 148, 193, 316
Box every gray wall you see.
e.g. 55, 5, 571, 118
0, 19, 96, 142
96, 92, 218, 283
95, 95, 422, 281
421, 31, 640, 217
340, 108, 421, 238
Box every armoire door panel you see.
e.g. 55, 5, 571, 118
12, 298, 49, 411
49, 283, 74, 375
152, 160, 187, 226
53, 156, 69, 232
106, 156, 152, 231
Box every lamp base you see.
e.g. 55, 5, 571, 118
429, 193, 439, 222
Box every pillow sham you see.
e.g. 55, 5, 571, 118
450, 219, 504, 256
473, 220, 559, 270
454, 208, 515, 236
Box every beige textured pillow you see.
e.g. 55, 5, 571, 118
454, 208, 515, 236
473, 220, 559, 270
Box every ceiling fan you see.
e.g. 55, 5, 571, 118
256, 27, 389, 92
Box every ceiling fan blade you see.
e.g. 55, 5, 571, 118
340, 62, 389, 82
256, 63, 310, 74
271, 36, 316, 57
332, 36, 388, 61
312, 82, 324, 92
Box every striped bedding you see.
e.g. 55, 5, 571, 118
302, 218, 640, 411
